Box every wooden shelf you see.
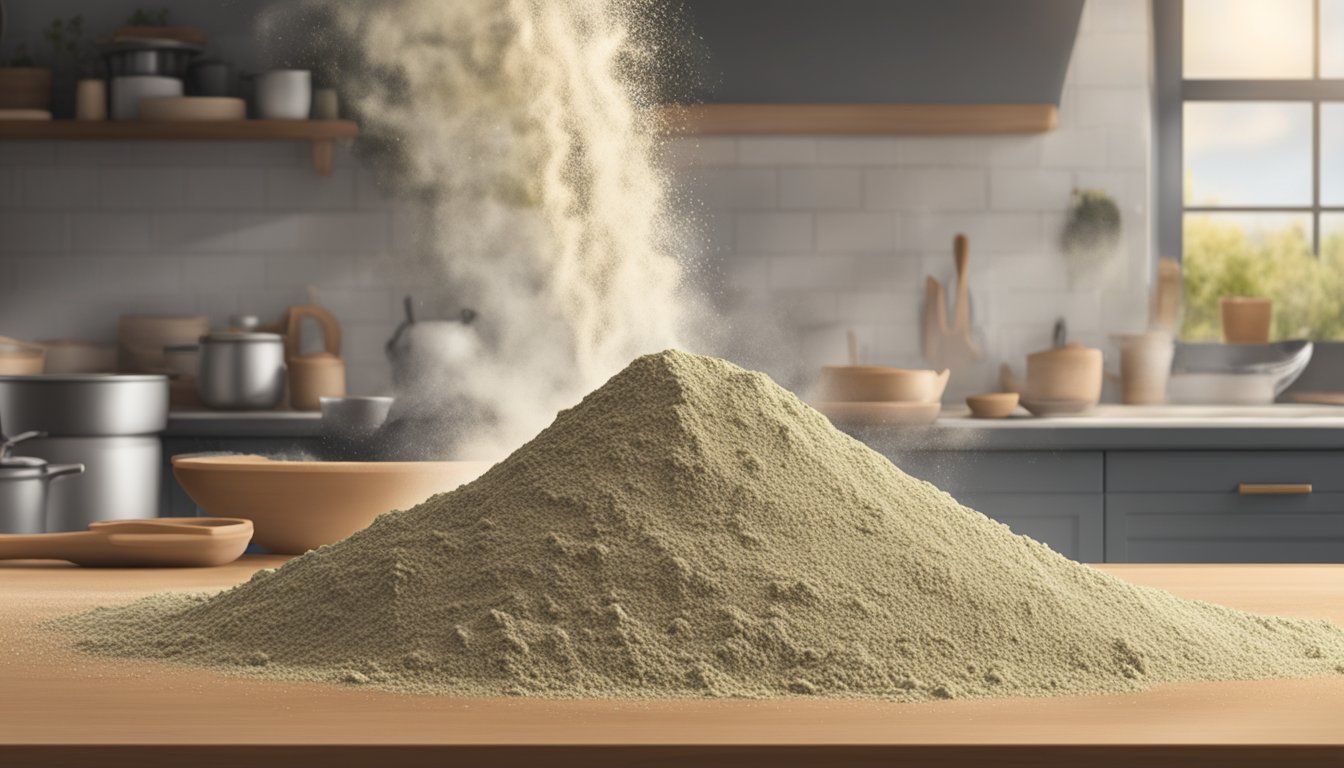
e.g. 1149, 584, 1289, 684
657, 103, 1058, 135
0, 119, 360, 175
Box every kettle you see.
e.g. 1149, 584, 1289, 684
385, 296, 480, 393
284, 304, 345, 411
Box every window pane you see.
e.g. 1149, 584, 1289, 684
1184, 102, 1312, 206
1182, 213, 1316, 342
1185, 0, 1313, 78
1325, 214, 1344, 260
1324, 104, 1344, 206
1324, 0, 1344, 77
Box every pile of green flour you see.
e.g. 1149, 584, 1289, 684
55, 351, 1344, 699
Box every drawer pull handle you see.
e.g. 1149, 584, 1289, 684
1238, 483, 1313, 495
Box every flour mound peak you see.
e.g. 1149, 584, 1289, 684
57, 350, 1344, 699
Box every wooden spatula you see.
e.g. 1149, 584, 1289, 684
0, 518, 253, 567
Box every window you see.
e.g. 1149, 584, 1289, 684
1155, 0, 1344, 340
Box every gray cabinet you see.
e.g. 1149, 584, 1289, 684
891, 451, 1104, 562
1105, 451, 1344, 563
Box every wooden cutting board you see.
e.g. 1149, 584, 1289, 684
1, 557, 1342, 767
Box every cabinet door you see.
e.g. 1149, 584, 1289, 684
891, 451, 1104, 562
1105, 451, 1344, 563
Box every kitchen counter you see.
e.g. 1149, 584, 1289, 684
854, 404, 1344, 451
2, 556, 1342, 767
163, 404, 1344, 447
167, 410, 324, 438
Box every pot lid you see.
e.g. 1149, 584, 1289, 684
200, 332, 284, 343
0, 456, 48, 480
1028, 341, 1101, 362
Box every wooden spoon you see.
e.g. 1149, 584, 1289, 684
0, 518, 253, 567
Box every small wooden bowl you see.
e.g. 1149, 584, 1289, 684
966, 392, 1019, 419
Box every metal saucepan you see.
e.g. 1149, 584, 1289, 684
197, 332, 286, 410
0, 374, 168, 436
0, 418, 83, 534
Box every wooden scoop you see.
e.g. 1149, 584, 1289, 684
0, 518, 253, 567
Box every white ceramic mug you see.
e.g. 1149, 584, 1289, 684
255, 69, 311, 120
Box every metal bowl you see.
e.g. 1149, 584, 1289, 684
1166, 338, 1311, 395
0, 374, 169, 436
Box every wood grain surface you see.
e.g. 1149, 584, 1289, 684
1, 557, 1342, 767
656, 103, 1059, 135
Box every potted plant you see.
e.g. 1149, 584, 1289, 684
1060, 188, 1122, 281
0, 0, 54, 111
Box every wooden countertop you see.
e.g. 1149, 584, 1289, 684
2, 557, 1343, 767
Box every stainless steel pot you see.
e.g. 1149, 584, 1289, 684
19, 436, 157, 531
0, 457, 84, 534
0, 424, 83, 534
0, 374, 168, 436
100, 38, 203, 78
198, 332, 286, 410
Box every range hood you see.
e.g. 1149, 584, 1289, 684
661, 0, 1084, 135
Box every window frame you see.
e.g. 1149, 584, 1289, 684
1153, 0, 1344, 262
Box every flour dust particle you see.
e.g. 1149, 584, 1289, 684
55, 352, 1344, 700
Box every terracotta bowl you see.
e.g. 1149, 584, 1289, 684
966, 392, 1019, 419
819, 366, 950, 403
172, 454, 494, 554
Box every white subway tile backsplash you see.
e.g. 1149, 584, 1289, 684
186, 168, 266, 209
0, 213, 65, 252
779, 168, 862, 209
735, 212, 813, 252
989, 169, 1074, 211
738, 137, 817, 166
0, 143, 56, 166
851, 252, 924, 291
264, 252, 359, 286
181, 254, 268, 288
1106, 125, 1148, 167
659, 137, 737, 167
768, 253, 856, 291
1069, 33, 1148, 85
95, 255, 183, 295
154, 213, 240, 253
21, 168, 100, 209
354, 167, 397, 210
1076, 87, 1149, 129
1084, 0, 1149, 34
1039, 128, 1108, 168
688, 168, 779, 210
236, 212, 391, 252
816, 212, 898, 251
864, 169, 986, 211
0, 0, 1153, 399
100, 169, 188, 210
897, 137, 1040, 168
902, 212, 1041, 252
266, 167, 357, 210
0, 169, 14, 208
814, 137, 901, 165
71, 213, 151, 252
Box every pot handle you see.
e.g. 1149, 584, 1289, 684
284, 304, 343, 359
45, 463, 84, 481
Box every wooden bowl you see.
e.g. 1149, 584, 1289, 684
138, 96, 247, 121
815, 400, 941, 427
172, 454, 494, 554
819, 366, 950, 403
966, 392, 1019, 418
